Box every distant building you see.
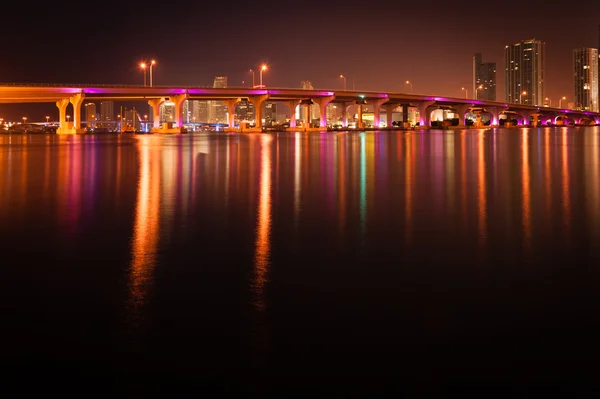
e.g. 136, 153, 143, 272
235, 100, 253, 124
160, 101, 175, 122
504, 39, 545, 106
99, 101, 114, 121
573, 47, 599, 112
472, 53, 496, 101
84, 102, 97, 123
209, 76, 227, 123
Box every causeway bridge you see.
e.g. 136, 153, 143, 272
1, 83, 599, 134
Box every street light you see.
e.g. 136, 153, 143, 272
249, 69, 255, 88
461, 87, 468, 99
545, 97, 551, 107
259, 64, 267, 88
475, 85, 484, 99
519, 90, 527, 104
22, 117, 27, 124
66, 115, 70, 123
45, 116, 49, 124
559, 96, 567, 108
140, 62, 147, 86
149, 60, 156, 87
405, 80, 412, 93
340, 74, 347, 91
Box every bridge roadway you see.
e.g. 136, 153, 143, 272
1, 83, 599, 133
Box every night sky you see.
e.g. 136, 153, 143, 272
1, 0, 599, 120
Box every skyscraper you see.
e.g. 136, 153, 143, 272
504, 39, 545, 106
472, 53, 496, 101
99, 101, 114, 121
209, 76, 227, 123
573, 48, 599, 112
84, 102, 97, 122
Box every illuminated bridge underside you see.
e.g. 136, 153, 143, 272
1, 84, 599, 133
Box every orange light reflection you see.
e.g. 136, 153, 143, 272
252, 135, 272, 312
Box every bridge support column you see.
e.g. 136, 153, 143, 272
369, 98, 388, 128
70, 93, 85, 133
287, 100, 300, 128
474, 110, 483, 128
383, 103, 396, 128
315, 95, 335, 129
170, 93, 188, 132
531, 113, 541, 127
417, 101, 436, 128
303, 102, 311, 131
225, 99, 239, 131
455, 104, 471, 127
56, 99, 70, 134
249, 94, 268, 132
148, 98, 164, 130
341, 102, 353, 128
486, 107, 504, 126
357, 104, 364, 129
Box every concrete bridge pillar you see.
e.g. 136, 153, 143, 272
315, 95, 335, 129
417, 101, 436, 127
303, 102, 311, 131
341, 102, 353, 128
56, 98, 70, 134
455, 104, 471, 127
357, 104, 364, 129
70, 92, 85, 132
170, 93, 188, 131
370, 98, 388, 128
148, 98, 164, 128
486, 107, 504, 126
249, 94, 268, 131
287, 100, 300, 128
474, 110, 483, 127
225, 99, 239, 131
531, 113, 541, 127
383, 103, 396, 127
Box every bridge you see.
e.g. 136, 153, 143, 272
1, 83, 599, 134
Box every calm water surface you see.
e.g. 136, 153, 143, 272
1, 128, 600, 395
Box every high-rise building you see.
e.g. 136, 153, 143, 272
99, 101, 114, 121
235, 100, 253, 124
198, 101, 209, 123
209, 76, 227, 123
84, 102, 97, 122
573, 47, 599, 112
472, 53, 496, 101
160, 101, 175, 122
504, 39, 545, 106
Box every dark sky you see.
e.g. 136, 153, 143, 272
1, 0, 599, 120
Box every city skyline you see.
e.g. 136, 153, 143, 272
1, 1, 599, 120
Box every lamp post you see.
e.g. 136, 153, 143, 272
149, 60, 156, 87
559, 96, 567, 108
405, 80, 412, 93
461, 87, 468, 99
45, 116, 49, 124
259, 64, 267, 88
475, 85, 483, 99
140, 62, 147, 86
545, 97, 551, 107
340, 74, 346, 91
519, 90, 527, 104
22, 117, 27, 124
249, 69, 255, 88
66, 115, 70, 124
